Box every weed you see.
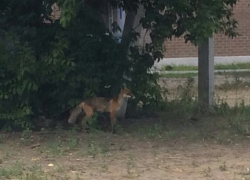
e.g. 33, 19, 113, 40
55, 123, 64, 132
87, 141, 102, 157
0, 134, 5, 144
126, 155, 135, 175
216, 73, 250, 91
70, 125, 82, 132
119, 143, 126, 151
192, 161, 199, 167
219, 162, 227, 171
56, 165, 66, 173
204, 166, 212, 177
163, 77, 198, 121
24, 173, 48, 180
164, 130, 178, 139
66, 137, 80, 150
27, 164, 43, 172
146, 124, 164, 138
124, 155, 140, 178
151, 150, 158, 157
0, 162, 24, 178
40, 140, 65, 156
101, 164, 109, 172
126, 160, 135, 175
135, 122, 164, 139
75, 175, 82, 180
20, 128, 33, 145
69, 165, 77, 171
23, 165, 47, 180
87, 112, 101, 130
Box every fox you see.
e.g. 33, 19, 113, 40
68, 87, 135, 133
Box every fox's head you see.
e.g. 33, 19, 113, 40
120, 87, 135, 99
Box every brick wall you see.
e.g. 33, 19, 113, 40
162, 0, 250, 58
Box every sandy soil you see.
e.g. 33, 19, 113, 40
1, 129, 250, 180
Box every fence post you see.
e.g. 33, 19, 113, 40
198, 37, 215, 108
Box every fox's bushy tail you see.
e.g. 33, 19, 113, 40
68, 106, 82, 124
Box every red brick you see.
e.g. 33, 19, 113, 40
159, 0, 250, 58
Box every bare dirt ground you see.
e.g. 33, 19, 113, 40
1, 74, 250, 180
1, 118, 250, 180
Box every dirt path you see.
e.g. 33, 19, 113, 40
1, 132, 250, 180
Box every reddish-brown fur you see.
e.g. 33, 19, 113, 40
68, 87, 135, 133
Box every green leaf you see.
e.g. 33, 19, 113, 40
17, 87, 23, 95
32, 83, 38, 91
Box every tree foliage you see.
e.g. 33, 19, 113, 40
141, 0, 238, 46
58, 0, 238, 58
0, 0, 239, 130
0, 0, 129, 129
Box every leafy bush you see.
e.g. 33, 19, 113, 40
0, 1, 163, 130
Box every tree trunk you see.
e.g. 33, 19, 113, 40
116, 4, 144, 119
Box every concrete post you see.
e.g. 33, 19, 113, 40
198, 37, 215, 107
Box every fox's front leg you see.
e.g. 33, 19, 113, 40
110, 111, 117, 134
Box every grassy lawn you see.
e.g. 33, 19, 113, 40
162, 62, 250, 71
160, 69, 250, 78
160, 73, 198, 78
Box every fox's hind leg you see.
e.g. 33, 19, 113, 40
79, 102, 94, 131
